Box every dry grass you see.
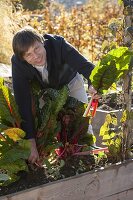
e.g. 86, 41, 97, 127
0, 0, 30, 64
0, 1, 14, 64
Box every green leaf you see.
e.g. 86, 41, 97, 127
108, 47, 128, 58
0, 139, 14, 154
120, 110, 127, 123
0, 93, 14, 125
0, 160, 28, 177
103, 134, 111, 140
60, 159, 65, 168
99, 122, 109, 136
98, 151, 106, 158
18, 139, 31, 150
115, 138, 121, 148
3, 128, 26, 141
0, 146, 30, 164
0, 80, 22, 128
8, 88, 22, 127
110, 132, 116, 139
0, 78, 4, 88
102, 141, 109, 146
0, 123, 9, 132
2, 85, 22, 127
90, 47, 132, 94
43, 159, 51, 168
118, 0, 123, 5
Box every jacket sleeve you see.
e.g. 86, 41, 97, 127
61, 38, 95, 86
12, 56, 35, 139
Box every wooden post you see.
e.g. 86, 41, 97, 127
123, 0, 133, 159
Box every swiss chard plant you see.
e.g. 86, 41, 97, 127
100, 113, 123, 162
31, 81, 95, 167
90, 47, 132, 94
90, 47, 133, 161
0, 78, 30, 185
0, 78, 95, 185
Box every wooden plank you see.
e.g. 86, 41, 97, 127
2, 160, 133, 200
100, 188, 133, 200
0, 197, 8, 200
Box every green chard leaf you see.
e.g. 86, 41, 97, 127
90, 47, 132, 94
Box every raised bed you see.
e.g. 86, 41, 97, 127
0, 159, 133, 200
0, 65, 133, 200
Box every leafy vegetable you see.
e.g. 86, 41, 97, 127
0, 78, 30, 185
90, 47, 132, 94
100, 113, 123, 162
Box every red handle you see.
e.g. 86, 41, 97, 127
83, 96, 98, 118
91, 99, 98, 117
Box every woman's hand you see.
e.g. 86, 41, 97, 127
88, 85, 101, 99
28, 138, 40, 164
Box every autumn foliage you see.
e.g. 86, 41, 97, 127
0, 0, 123, 64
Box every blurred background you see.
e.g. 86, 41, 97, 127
0, 0, 123, 65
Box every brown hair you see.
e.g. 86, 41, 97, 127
12, 26, 44, 60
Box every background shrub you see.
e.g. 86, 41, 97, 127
0, 0, 123, 64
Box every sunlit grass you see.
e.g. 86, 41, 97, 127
0, 1, 14, 64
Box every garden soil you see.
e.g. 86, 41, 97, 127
0, 155, 95, 196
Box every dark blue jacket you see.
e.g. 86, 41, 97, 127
12, 34, 94, 139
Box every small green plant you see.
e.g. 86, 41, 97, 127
100, 110, 133, 162
100, 113, 123, 162
94, 152, 108, 168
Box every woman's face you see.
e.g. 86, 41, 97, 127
23, 41, 46, 66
